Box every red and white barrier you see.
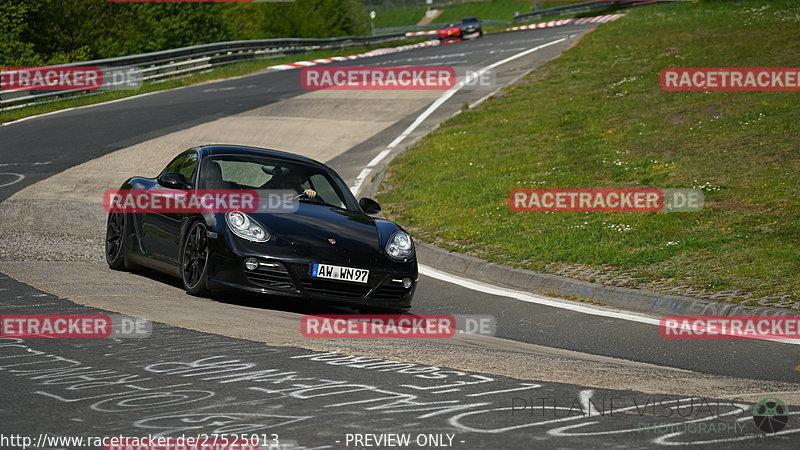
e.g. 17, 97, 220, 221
506, 14, 625, 32
573, 13, 626, 25
268, 40, 440, 71
405, 30, 439, 37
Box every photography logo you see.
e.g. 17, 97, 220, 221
752, 397, 789, 433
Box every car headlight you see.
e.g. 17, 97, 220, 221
226, 211, 270, 243
385, 230, 414, 261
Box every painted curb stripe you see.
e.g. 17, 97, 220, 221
506, 14, 625, 32
268, 40, 441, 71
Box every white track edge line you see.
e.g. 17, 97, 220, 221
419, 265, 800, 346
351, 37, 567, 196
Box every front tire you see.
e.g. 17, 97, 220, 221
181, 221, 211, 296
105, 212, 127, 270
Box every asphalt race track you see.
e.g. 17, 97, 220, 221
1, 26, 799, 448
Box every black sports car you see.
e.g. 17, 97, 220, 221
105, 144, 417, 312
460, 17, 483, 39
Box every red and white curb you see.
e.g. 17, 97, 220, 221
506, 13, 625, 32
268, 40, 440, 70
405, 30, 439, 37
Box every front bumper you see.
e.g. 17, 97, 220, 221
206, 231, 417, 310
438, 32, 462, 41
463, 29, 481, 39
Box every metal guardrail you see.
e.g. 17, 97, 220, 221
0, 33, 411, 110
375, 19, 511, 34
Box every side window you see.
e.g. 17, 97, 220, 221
161, 152, 198, 185
177, 153, 198, 184
308, 174, 345, 209
162, 153, 189, 175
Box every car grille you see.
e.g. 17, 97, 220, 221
371, 281, 412, 301
245, 261, 296, 291
301, 278, 371, 299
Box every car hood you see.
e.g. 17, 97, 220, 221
250, 203, 383, 263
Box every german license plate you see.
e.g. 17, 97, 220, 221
311, 263, 369, 283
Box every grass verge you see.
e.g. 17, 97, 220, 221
435, 0, 582, 23
378, 0, 800, 305
373, 0, 583, 28
0, 39, 427, 124
374, 8, 427, 29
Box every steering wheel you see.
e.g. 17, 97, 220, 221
293, 192, 324, 204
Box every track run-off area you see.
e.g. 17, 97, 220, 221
1, 25, 798, 448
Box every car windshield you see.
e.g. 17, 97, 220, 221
462, 17, 479, 24
440, 23, 459, 29
197, 154, 358, 211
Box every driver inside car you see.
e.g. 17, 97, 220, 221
268, 169, 317, 199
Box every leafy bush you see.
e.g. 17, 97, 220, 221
0, 0, 369, 65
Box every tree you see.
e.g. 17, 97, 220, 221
1, 0, 370, 65
0, 0, 43, 66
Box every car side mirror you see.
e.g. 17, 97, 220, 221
157, 172, 191, 189
359, 197, 381, 215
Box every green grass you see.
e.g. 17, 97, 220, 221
0, 39, 426, 124
436, 0, 582, 23
378, 0, 800, 302
374, 8, 427, 29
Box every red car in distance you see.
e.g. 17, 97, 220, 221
437, 22, 462, 41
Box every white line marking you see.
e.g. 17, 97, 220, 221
202, 86, 238, 93
1, 91, 165, 126
578, 389, 600, 416
367, 149, 392, 168
350, 168, 373, 195
466, 383, 541, 397
420, 264, 660, 324
351, 37, 567, 196
386, 38, 565, 150
0, 161, 51, 167
419, 265, 800, 346
718, 390, 800, 398
0, 172, 24, 188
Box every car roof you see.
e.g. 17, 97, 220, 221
440, 23, 459, 28
461, 17, 479, 21
195, 144, 324, 167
